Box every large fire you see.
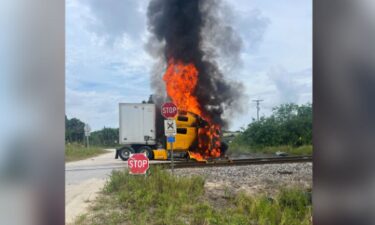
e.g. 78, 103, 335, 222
163, 58, 221, 159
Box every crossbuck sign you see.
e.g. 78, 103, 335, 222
164, 119, 177, 136
84, 123, 91, 137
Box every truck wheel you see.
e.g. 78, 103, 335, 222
138, 146, 154, 160
119, 146, 134, 161
220, 142, 228, 157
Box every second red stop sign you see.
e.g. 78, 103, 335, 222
128, 153, 149, 174
161, 102, 178, 118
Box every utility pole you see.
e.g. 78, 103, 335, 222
253, 99, 263, 121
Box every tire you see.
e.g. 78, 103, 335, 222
220, 142, 228, 157
118, 146, 134, 161
138, 146, 154, 160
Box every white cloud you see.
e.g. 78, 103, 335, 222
66, 88, 120, 130
267, 66, 312, 104
80, 0, 148, 44
229, 66, 312, 130
65, 0, 153, 130
225, 0, 312, 130
66, 88, 149, 130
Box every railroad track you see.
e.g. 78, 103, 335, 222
156, 155, 312, 169
66, 156, 312, 172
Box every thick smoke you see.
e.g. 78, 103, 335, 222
146, 0, 244, 128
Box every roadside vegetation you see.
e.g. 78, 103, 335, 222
66, 115, 120, 147
75, 167, 312, 225
65, 115, 120, 162
229, 103, 312, 156
229, 144, 312, 156
65, 143, 107, 162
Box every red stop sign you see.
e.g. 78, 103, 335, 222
128, 154, 149, 174
161, 102, 178, 118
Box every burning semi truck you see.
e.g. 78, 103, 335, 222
115, 103, 228, 162
115, 0, 243, 161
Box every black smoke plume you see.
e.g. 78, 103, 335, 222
147, 0, 244, 128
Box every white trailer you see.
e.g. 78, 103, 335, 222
116, 103, 157, 160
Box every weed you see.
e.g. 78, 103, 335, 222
76, 167, 312, 225
228, 144, 312, 156
65, 143, 107, 162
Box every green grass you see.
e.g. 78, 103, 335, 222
228, 144, 313, 156
75, 167, 312, 225
65, 143, 108, 162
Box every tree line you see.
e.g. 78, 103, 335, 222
66, 102, 312, 148
232, 103, 312, 147
65, 115, 119, 146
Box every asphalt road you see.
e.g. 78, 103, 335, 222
65, 149, 169, 224
65, 149, 124, 224
66, 149, 126, 184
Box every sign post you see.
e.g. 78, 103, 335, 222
162, 102, 178, 174
170, 142, 174, 173
167, 135, 176, 173
84, 123, 91, 149
164, 119, 177, 174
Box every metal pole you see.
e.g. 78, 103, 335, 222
87, 136, 89, 149
171, 141, 174, 174
253, 99, 263, 121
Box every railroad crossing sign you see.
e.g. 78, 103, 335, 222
161, 102, 178, 119
84, 123, 91, 149
84, 123, 91, 137
164, 119, 177, 136
128, 153, 149, 174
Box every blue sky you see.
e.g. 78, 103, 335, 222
66, 0, 312, 131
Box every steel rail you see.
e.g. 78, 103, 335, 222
65, 156, 312, 172
155, 155, 312, 169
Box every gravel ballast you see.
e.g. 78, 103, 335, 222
172, 162, 312, 197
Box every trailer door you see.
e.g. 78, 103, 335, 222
119, 104, 156, 145
142, 104, 156, 144
119, 104, 143, 144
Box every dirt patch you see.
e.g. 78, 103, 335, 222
65, 178, 106, 224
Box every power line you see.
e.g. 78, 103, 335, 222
252, 99, 264, 121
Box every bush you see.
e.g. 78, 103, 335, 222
231, 103, 312, 148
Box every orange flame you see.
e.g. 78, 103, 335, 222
163, 58, 221, 159
163, 59, 203, 119
188, 151, 205, 161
